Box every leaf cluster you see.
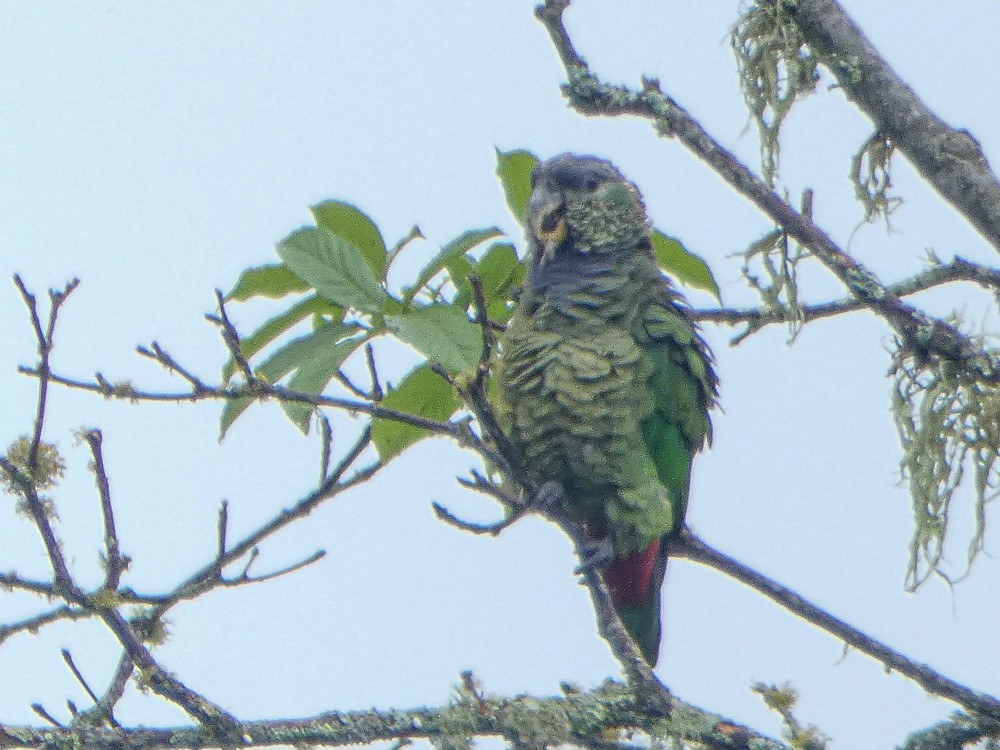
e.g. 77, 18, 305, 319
220, 148, 717, 462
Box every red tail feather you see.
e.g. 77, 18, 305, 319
605, 540, 662, 608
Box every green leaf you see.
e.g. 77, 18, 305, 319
219, 323, 365, 438
257, 322, 363, 385
371, 364, 459, 461
488, 298, 516, 325
219, 395, 255, 441
281, 332, 363, 434
445, 254, 477, 311
652, 231, 722, 303
311, 200, 388, 280
385, 304, 482, 375
476, 242, 524, 306
226, 263, 309, 301
278, 227, 389, 313
495, 148, 539, 225
402, 227, 502, 305
222, 295, 343, 382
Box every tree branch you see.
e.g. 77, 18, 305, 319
82, 430, 127, 590
12, 276, 79, 476
693, 255, 1000, 337
787, 0, 1000, 255
0, 680, 788, 750
671, 531, 1000, 722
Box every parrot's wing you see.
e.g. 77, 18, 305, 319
606, 292, 714, 664
635, 292, 715, 532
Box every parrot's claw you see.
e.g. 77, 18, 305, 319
575, 537, 615, 575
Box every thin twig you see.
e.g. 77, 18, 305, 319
84, 430, 126, 589
225, 550, 326, 585
431, 502, 512, 536
0, 457, 75, 590
88, 653, 134, 723
20, 366, 472, 446
365, 342, 384, 401
12, 276, 79, 477
457, 470, 525, 508
0, 607, 93, 645
333, 370, 370, 400
136, 343, 208, 394
319, 414, 334, 484
209, 289, 254, 381
146, 425, 377, 617
693, 256, 1000, 341
468, 274, 498, 393
61, 649, 102, 707
216, 500, 229, 575
30, 704, 64, 729
0, 571, 60, 597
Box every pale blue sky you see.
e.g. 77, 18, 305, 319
2, 2, 999, 746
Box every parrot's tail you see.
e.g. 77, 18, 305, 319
604, 540, 669, 666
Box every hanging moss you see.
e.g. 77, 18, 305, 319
892, 331, 1000, 589
731, 0, 820, 186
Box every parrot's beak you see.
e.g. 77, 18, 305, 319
529, 193, 567, 265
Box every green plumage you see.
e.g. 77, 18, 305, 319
495, 153, 717, 665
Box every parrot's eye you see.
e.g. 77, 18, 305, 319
540, 209, 563, 233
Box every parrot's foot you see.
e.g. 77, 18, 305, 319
574, 537, 615, 574
531, 480, 566, 512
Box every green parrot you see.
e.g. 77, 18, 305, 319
495, 153, 718, 666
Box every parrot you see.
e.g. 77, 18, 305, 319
494, 153, 718, 666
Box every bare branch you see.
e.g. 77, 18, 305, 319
225, 549, 326, 586
30, 704, 64, 729
0, 681, 788, 750
671, 530, 1000, 721
215, 500, 229, 574
140, 424, 378, 616
365, 342, 384, 401
788, 0, 1000, 254
0, 571, 60, 597
431, 501, 512, 536
333, 369, 370, 400
209, 289, 254, 382
12, 276, 79, 476
83, 430, 127, 590
136, 342, 209, 394
468, 274, 498, 393
61, 649, 103, 710
457, 469, 525, 507
319, 414, 334, 484
96, 607, 241, 734
20, 365, 474, 445
0, 606, 93, 645
0, 455, 75, 591
693, 255, 1000, 339
78, 653, 133, 726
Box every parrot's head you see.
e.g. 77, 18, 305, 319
527, 153, 650, 265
